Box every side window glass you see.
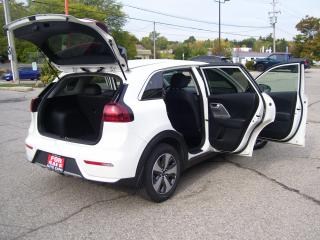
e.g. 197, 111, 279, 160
142, 69, 198, 100
276, 54, 286, 61
163, 69, 198, 94
203, 67, 255, 95
141, 71, 163, 100
256, 64, 299, 93
269, 55, 277, 60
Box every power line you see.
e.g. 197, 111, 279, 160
31, 0, 265, 38
32, 0, 270, 38
121, 3, 270, 29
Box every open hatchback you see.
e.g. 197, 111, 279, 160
6, 14, 131, 144
5, 14, 128, 73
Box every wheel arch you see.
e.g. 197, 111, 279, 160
134, 130, 188, 187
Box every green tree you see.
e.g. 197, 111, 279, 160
157, 36, 169, 50
173, 44, 191, 60
140, 32, 168, 57
211, 38, 233, 57
296, 15, 320, 39
140, 36, 152, 50
184, 36, 196, 44
112, 31, 138, 59
293, 16, 320, 61
0, 1, 34, 61
240, 37, 256, 48
79, 0, 126, 31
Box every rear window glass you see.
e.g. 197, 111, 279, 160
47, 33, 109, 60
52, 74, 122, 97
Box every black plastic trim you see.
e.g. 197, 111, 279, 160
32, 150, 83, 177
133, 130, 188, 187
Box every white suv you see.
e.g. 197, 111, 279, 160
7, 15, 308, 202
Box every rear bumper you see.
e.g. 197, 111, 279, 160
25, 125, 148, 183
32, 150, 83, 178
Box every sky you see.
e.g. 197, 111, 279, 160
119, 0, 320, 41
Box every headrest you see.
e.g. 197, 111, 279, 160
170, 73, 191, 89
82, 84, 101, 95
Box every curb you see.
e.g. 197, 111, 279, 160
0, 86, 33, 92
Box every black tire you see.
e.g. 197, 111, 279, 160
256, 64, 265, 72
254, 138, 268, 150
144, 143, 181, 202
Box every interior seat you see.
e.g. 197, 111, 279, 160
164, 73, 202, 148
81, 83, 102, 95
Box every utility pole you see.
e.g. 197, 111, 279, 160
65, 0, 69, 15
153, 21, 156, 59
269, 0, 280, 53
215, 0, 230, 56
3, 0, 20, 84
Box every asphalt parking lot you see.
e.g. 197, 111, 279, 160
0, 69, 319, 240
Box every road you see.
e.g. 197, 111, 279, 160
0, 69, 319, 240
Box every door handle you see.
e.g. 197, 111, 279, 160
211, 103, 220, 109
210, 103, 231, 119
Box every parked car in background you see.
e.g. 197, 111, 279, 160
8, 14, 307, 202
253, 53, 311, 71
0, 55, 6, 63
190, 55, 232, 64
1, 67, 40, 81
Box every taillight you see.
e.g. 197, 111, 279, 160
103, 102, 134, 122
30, 98, 41, 112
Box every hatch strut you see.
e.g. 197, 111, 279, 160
108, 40, 127, 81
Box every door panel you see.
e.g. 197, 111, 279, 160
208, 93, 259, 151
200, 66, 273, 155
256, 63, 307, 145
260, 92, 296, 140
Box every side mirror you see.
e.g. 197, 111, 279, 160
259, 84, 271, 93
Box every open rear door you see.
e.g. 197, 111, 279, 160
199, 65, 275, 157
256, 63, 307, 146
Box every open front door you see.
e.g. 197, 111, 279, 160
256, 63, 307, 146
200, 66, 275, 157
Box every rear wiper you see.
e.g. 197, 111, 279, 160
37, 48, 61, 81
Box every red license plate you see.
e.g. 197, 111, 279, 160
47, 154, 65, 173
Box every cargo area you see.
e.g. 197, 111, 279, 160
37, 74, 122, 144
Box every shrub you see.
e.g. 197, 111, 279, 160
40, 61, 59, 85
245, 60, 255, 70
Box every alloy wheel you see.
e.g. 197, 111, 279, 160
152, 153, 177, 194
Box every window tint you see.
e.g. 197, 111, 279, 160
141, 69, 198, 100
257, 64, 299, 93
275, 54, 286, 61
141, 71, 163, 100
163, 70, 198, 94
202, 67, 254, 95
269, 55, 277, 60
47, 33, 109, 60
89, 75, 120, 91
53, 74, 121, 97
